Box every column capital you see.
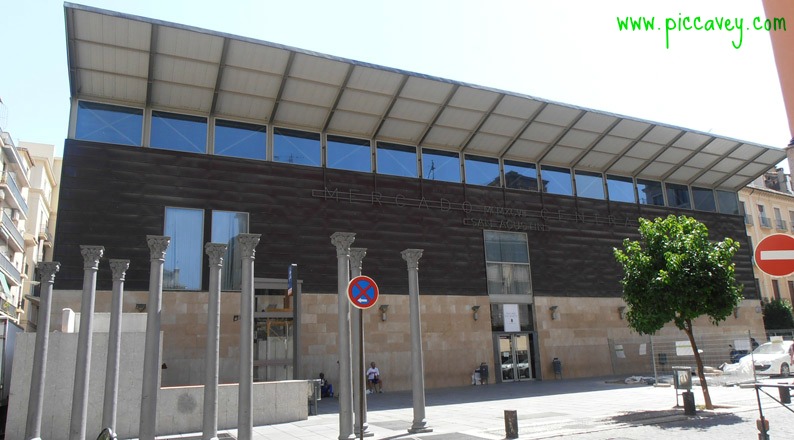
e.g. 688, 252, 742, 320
80, 246, 104, 270
37, 261, 61, 284
401, 249, 424, 270
237, 234, 261, 260
146, 235, 171, 261
349, 248, 367, 271
330, 232, 356, 257
109, 259, 130, 282
205, 243, 228, 267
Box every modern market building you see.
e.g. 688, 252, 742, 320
49, 3, 786, 390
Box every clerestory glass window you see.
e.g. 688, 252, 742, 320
504, 160, 538, 191
211, 211, 249, 291
214, 119, 267, 160
273, 128, 321, 167
422, 148, 460, 183
484, 231, 531, 296
75, 101, 143, 146
151, 111, 207, 154
692, 187, 716, 212
540, 165, 572, 196
606, 175, 635, 203
465, 155, 500, 187
636, 179, 664, 206
716, 190, 740, 215
164, 207, 204, 290
327, 135, 371, 172
574, 170, 605, 200
377, 142, 417, 178
666, 183, 691, 209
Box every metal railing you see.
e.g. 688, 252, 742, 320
759, 216, 772, 228
776, 219, 788, 231
39, 226, 52, 243
1, 212, 23, 250
0, 252, 20, 285
744, 214, 754, 225
0, 171, 28, 214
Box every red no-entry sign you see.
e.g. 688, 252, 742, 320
347, 275, 379, 309
755, 234, 794, 277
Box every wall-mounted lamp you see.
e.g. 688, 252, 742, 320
549, 305, 559, 320
233, 315, 240, 322
471, 305, 481, 321
135, 303, 146, 313
618, 306, 627, 320
734, 307, 740, 319
161, 363, 168, 370
379, 304, 389, 321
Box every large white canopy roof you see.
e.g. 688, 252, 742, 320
64, 3, 786, 191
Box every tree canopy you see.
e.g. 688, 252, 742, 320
613, 214, 743, 410
763, 298, 794, 330
613, 215, 743, 335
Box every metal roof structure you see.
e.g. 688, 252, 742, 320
64, 3, 786, 192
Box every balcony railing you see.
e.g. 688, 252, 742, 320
760, 216, 772, 228
1, 131, 30, 177
39, 226, 52, 243
744, 214, 754, 225
0, 171, 28, 215
776, 219, 788, 231
2, 212, 23, 251
0, 252, 20, 285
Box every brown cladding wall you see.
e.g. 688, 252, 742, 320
54, 140, 757, 299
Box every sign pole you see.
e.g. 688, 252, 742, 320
358, 307, 364, 440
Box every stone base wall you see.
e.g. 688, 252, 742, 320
533, 297, 766, 379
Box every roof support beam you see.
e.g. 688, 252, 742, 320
631, 131, 687, 179
601, 124, 656, 175
269, 51, 295, 124
322, 64, 355, 132
460, 94, 505, 153
372, 75, 409, 139
496, 102, 548, 160
535, 111, 587, 164
209, 38, 230, 116
685, 141, 742, 186
416, 85, 459, 147
659, 136, 715, 182
568, 118, 623, 170
144, 24, 159, 108
713, 147, 772, 190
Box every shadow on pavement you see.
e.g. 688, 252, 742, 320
315, 377, 651, 415
608, 408, 746, 431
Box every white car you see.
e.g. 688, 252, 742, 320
740, 340, 794, 377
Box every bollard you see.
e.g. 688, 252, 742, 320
504, 410, 518, 439
779, 383, 791, 404
682, 391, 696, 416
756, 418, 770, 440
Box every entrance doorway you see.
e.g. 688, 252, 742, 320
497, 333, 534, 381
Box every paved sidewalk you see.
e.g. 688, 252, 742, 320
160, 377, 793, 439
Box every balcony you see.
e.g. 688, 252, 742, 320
1, 212, 23, 252
760, 216, 772, 228
0, 172, 28, 216
0, 253, 20, 286
776, 219, 788, 231
744, 214, 754, 225
0, 131, 30, 178
39, 226, 52, 244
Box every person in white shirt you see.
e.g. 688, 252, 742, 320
366, 361, 382, 393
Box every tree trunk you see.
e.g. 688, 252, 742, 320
684, 319, 713, 410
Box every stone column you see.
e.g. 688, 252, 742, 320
24, 261, 60, 440
237, 234, 260, 440
203, 243, 227, 440
402, 249, 432, 434
139, 236, 170, 440
102, 259, 129, 433
349, 248, 371, 437
330, 232, 356, 440
69, 245, 104, 440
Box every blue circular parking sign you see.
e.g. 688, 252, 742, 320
347, 276, 379, 309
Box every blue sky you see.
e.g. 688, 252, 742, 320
1, 0, 789, 166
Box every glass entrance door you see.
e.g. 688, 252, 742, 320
498, 333, 533, 381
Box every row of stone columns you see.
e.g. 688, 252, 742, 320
331, 232, 431, 439
25, 233, 263, 440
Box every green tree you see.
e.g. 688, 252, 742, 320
763, 299, 794, 330
613, 215, 743, 410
